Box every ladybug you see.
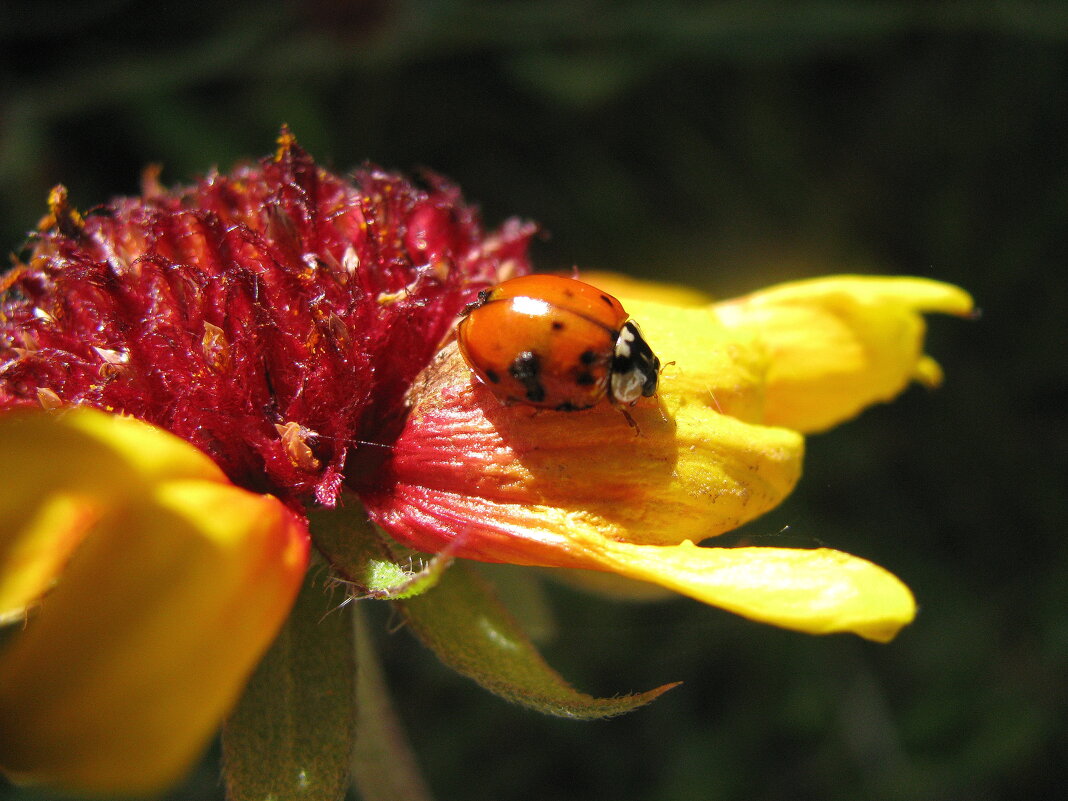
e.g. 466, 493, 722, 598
456, 274, 661, 413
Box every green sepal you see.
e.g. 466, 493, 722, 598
398, 562, 680, 719
222, 563, 355, 801
309, 501, 451, 599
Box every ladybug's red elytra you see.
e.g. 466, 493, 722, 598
456, 275, 661, 413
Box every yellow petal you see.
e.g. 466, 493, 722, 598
715, 275, 974, 432
566, 537, 916, 642
579, 270, 714, 307
0, 409, 228, 618
622, 297, 770, 424
0, 409, 309, 794
0, 491, 99, 624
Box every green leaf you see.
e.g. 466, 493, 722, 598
398, 562, 679, 719
309, 501, 451, 599
222, 564, 355, 801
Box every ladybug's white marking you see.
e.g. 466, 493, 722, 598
611, 365, 645, 404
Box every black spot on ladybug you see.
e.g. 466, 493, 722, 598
579, 349, 598, 365
575, 371, 596, 386
510, 351, 539, 380
555, 401, 580, 412
484, 368, 501, 384
551, 320, 565, 331
509, 351, 545, 403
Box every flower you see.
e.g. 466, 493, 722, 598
0, 130, 535, 793
0, 132, 973, 794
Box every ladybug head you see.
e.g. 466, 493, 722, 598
609, 321, 661, 406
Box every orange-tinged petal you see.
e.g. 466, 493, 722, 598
715, 275, 974, 432
0, 409, 309, 794
366, 341, 803, 563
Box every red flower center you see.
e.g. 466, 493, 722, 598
0, 134, 535, 508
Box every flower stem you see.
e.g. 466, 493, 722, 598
351, 604, 436, 801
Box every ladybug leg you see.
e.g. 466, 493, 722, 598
618, 406, 642, 435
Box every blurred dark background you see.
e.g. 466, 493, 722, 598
2, 1, 1065, 800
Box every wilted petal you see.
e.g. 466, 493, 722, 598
361, 341, 804, 562
715, 275, 974, 432
0, 409, 309, 794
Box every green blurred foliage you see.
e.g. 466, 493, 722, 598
2, 1, 1066, 800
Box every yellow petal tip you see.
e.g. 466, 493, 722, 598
913, 355, 945, 388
